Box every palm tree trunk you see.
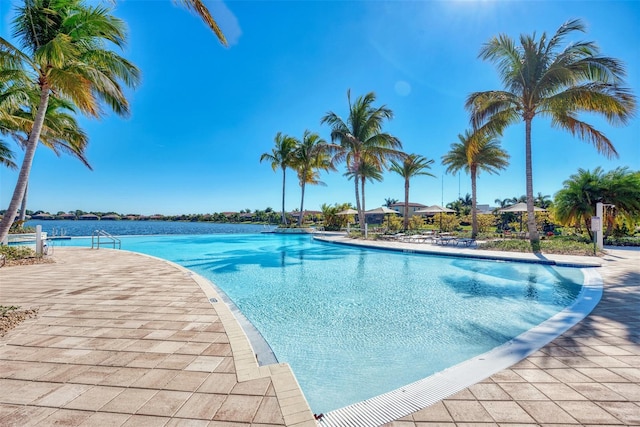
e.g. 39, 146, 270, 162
281, 167, 287, 225
361, 177, 366, 229
18, 183, 28, 225
403, 178, 409, 230
471, 166, 478, 239
354, 175, 363, 228
298, 181, 306, 227
0, 89, 50, 243
524, 118, 540, 250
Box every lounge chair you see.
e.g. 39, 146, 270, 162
456, 238, 476, 247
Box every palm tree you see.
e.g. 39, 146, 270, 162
321, 90, 403, 227
0, 141, 17, 170
343, 157, 384, 225
175, 0, 227, 45
260, 132, 298, 225
442, 129, 509, 238
389, 154, 435, 230
0, 0, 140, 243
534, 192, 553, 209
494, 198, 511, 209
466, 19, 636, 250
292, 130, 334, 226
5, 95, 91, 223
554, 167, 606, 235
384, 197, 398, 208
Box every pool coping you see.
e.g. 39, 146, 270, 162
313, 235, 602, 268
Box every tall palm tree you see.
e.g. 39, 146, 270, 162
343, 157, 384, 226
0, 0, 140, 243
466, 18, 636, 250
260, 132, 298, 225
389, 154, 434, 230
5, 94, 91, 223
442, 129, 509, 238
321, 90, 403, 226
292, 130, 334, 226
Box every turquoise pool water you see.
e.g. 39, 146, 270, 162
55, 234, 583, 413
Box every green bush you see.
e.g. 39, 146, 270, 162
0, 245, 36, 260
604, 236, 640, 247
478, 238, 600, 256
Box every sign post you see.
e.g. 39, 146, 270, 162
591, 216, 601, 255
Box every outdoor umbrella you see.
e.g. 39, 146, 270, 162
414, 205, 455, 232
497, 202, 546, 232
364, 207, 399, 215
335, 208, 359, 231
336, 208, 359, 215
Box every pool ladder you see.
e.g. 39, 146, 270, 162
91, 230, 121, 249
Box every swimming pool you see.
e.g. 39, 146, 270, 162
55, 233, 584, 414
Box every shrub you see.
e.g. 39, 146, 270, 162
0, 245, 36, 260
408, 215, 425, 231
439, 214, 460, 232
604, 236, 640, 247
385, 215, 403, 233
479, 238, 601, 256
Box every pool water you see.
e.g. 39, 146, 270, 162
55, 233, 583, 413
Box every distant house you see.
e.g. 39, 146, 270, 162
79, 214, 99, 220
390, 202, 427, 219
240, 212, 255, 221
476, 204, 497, 214
148, 214, 164, 220
101, 214, 121, 220
32, 213, 54, 220
57, 213, 76, 220
123, 215, 138, 221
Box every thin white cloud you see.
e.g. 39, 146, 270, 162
208, 0, 242, 46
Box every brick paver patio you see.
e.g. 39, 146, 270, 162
0, 247, 316, 427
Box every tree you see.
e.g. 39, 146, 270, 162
344, 157, 384, 224
466, 19, 636, 250
554, 167, 606, 235
389, 154, 435, 230
555, 167, 640, 237
0, 0, 140, 243
0, 141, 17, 170
292, 130, 334, 226
384, 197, 398, 208
321, 90, 403, 227
5, 95, 91, 223
534, 192, 553, 209
175, 0, 227, 45
260, 132, 298, 225
442, 129, 509, 238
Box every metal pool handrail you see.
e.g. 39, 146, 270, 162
91, 230, 121, 249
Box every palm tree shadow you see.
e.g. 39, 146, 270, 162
179, 244, 353, 274
550, 268, 640, 352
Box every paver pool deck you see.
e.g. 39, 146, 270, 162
0, 240, 638, 426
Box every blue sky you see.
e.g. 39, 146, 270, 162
1, 0, 639, 215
